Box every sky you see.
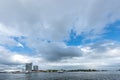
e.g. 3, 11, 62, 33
0, 0, 120, 70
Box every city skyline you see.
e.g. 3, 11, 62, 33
0, 0, 120, 71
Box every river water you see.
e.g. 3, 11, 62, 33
0, 71, 120, 80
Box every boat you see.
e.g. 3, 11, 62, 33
57, 70, 64, 73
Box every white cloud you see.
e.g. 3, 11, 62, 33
0, 0, 120, 41
0, 45, 46, 70
0, 41, 120, 70
17, 43, 24, 48
0, 0, 120, 70
0, 46, 29, 64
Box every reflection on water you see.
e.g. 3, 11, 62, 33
25, 73, 32, 80
0, 71, 120, 80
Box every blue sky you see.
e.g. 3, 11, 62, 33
65, 29, 84, 46
66, 20, 120, 46
0, 0, 120, 70
103, 21, 120, 41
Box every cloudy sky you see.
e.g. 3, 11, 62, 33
0, 0, 120, 70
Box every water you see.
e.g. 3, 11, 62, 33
0, 71, 120, 80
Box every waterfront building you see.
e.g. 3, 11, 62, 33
25, 63, 32, 72
33, 65, 39, 71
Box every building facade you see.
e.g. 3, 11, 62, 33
33, 65, 38, 71
25, 63, 32, 72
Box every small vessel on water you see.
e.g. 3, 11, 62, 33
57, 70, 64, 73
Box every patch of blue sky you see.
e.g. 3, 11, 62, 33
103, 20, 120, 41
64, 29, 98, 46
65, 20, 120, 46
6, 45, 34, 55
64, 29, 84, 46
7, 36, 34, 55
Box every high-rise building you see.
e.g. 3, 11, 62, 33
25, 63, 32, 72
33, 65, 39, 71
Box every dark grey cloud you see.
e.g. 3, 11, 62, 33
39, 42, 82, 61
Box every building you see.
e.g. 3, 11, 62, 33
33, 65, 39, 71
25, 63, 32, 72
